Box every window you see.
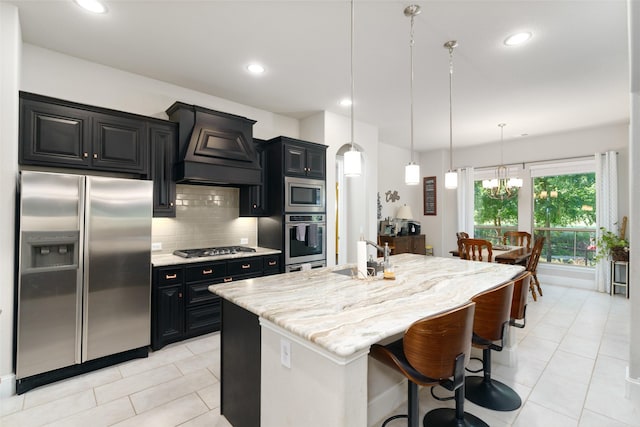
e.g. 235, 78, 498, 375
532, 173, 596, 266
473, 180, 518, 245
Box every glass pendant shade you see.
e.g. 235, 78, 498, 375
344, 148, 362, 177
445, 171, 458, 189
405, 163, 420, 185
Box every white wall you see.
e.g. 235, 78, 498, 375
377, 142, 422, 226
20, 44, 299, 141
302, 111, 379, 265
0, 3, 21, 396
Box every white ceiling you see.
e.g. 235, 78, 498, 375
7, 0, 630, 151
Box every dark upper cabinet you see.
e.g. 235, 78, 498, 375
20, 96, 92, 168
283, 139, 326, 179
150, 122, 177, 217
240, 139, 268, 216
19, 92, 149, 175
92, 113, 147, 173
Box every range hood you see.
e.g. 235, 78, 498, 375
166, 102, 261, 186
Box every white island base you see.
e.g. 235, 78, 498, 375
260, 319, 371, 426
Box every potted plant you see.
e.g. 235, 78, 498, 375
594, 226, 629, 262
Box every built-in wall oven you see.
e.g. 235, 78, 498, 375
285, 214, 326, 267
284, 177, 325, 213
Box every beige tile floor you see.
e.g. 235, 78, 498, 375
0, 284, 638, 426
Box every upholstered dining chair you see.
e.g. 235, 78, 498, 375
526, 237, 545, 301
370, 301, 488, 427
464, 279, 521, 411
503, 231, 532, 250
459, 238, 493, 263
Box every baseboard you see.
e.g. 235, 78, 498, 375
625, 366, 640, 404
367, 379, 406, 427
0, 372, 16, 398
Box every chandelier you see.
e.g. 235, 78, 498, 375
482, 123, 523, 200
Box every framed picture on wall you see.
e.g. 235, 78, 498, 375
423, 176, 437, 216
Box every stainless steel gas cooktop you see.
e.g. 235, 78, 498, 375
173, 246, 256, 258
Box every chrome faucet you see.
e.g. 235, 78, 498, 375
365, 240, 390, 266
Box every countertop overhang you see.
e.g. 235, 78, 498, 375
210, 253, 524, 358
152, 247, 281, 267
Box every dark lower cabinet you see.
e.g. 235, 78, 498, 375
152, 255, 278, 351
155, 284, 184, 345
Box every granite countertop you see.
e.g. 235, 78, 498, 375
210, 253, 524, 358
152, 247, 281, 267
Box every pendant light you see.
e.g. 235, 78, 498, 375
404, 5, 421, 186
343, 0, 362, 177
444, 40, 458, 189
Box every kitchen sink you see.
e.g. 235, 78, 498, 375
332, 267, 356, 277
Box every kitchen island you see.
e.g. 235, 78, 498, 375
210, 253, 524, 427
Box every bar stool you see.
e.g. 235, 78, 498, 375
510, 271, 532, 329
371, 301, 488, 427
465, 279, 522, 411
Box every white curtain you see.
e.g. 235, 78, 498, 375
595, 151, 618, 293
457, 167, 475, 237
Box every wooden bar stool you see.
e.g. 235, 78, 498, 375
510, 271, 532, 329
371, 301, 488, 427
464, 279, 522, 411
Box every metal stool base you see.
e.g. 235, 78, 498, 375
464, 376, 521, 411
423, 408, 489, 427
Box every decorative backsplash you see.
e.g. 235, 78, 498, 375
152, 184, 257, 254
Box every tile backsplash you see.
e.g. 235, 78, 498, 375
152, 184, 257, 254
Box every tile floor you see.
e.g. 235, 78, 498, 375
0, 284, 638, 426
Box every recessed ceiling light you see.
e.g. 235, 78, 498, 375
504, 32, 532, 46
74, 0, 108, 14
339, 98, 352, 107
247, 63, 265, 74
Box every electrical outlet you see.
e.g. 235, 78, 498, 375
240, 237, 249, 245
280, 339, 291, 368
151, 242, 163, 251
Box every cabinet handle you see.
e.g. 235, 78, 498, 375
224, 277, 233, 283
83, 152, 88, 158
170, 201, 174, 207
241, 264, 251, 269
178, 292, 182, 298
165, 273, 177, 279
202, 269, 213, 275
268, 261, 277, 266
93, 153, 98, 159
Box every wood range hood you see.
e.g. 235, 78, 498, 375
166, 102, 261, 186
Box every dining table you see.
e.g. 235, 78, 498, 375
450, 244, 532, 265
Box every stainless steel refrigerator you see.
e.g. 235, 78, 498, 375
16, 171, 152, 392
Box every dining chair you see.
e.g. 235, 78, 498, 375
465, 279, 521, 411
456, 232, 469, 254
526, 237, 545, 301
459, 238, 493, 263
503, 231, 532, 250
370, 301, 488, 427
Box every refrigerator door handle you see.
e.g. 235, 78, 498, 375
80, 177, 89, 363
